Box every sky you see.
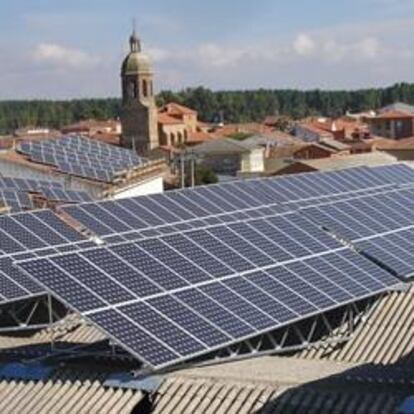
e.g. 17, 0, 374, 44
1, 0, 414, 99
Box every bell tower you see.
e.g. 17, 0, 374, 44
120, 30, 159, 154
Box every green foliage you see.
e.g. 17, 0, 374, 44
0, 99, 121, 134
2, 82, 414, 134
195, 164, 218, 185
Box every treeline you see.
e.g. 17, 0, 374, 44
2, 83, 414, 134
0, 99, 121, 134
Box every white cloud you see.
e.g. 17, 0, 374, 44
32, 43, 100, 70
293, 34, 316, 56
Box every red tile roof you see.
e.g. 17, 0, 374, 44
164, 102, 197, 116
157, 113, 184, 125
375, 110, 414, 119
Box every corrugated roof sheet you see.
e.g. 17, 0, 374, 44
0, 288, 411, 413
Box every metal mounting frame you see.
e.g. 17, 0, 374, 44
135, 295, 380, 377
0, 294, 67, 333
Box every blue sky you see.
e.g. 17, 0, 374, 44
1, 0, 414, 98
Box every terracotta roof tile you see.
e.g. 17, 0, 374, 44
158, 113, 184, 125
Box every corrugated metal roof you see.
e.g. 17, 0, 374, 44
296, 290, 414, 366
0, 289, 411, 412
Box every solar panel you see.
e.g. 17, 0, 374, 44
0, 208, 87, 305
59, 164, 414, 244
16, 209, 400, 371
302, 187, 414, 242
40, 188, 94, 203
18, 136, 147, 183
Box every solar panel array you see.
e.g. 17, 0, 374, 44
301, 187, 414, 280
0, 210, 86, 304
0, 190, 33, 213
19, 135, 147, 183
18, 211, 398, 369
60, 164, 414, 243
40, 188, 94, 204
5, 163, 414, 370
0, 175, 93, 211
0, 177, 63, 191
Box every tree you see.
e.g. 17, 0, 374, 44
195, 165, 218, 185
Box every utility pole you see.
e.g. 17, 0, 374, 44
180, 150, 185, 188
190, 150, 195, 187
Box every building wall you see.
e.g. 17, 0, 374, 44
294, 145, 333, 160
159, 124, 187, 146
199, 154, 241, 176
369, 118, 414, 139
381, 149, 414, 161
182, 114, 198, 133
241, 149, 265, 173
112, 175, 164, 199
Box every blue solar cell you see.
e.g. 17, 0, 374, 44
12, 214, 68, 246
137, 239, 213, 284
185, 230, 253, 273
206, 226, 274, 268
62, 206, 113, 237
120, 302, 206, 356
175, 289, 254, 338
98, 202, 148, 230
119, 198, 166, 226
246, 270, 316, 317
192, 187, 235, 211
149, 193, 197, 219
222, 276, 297, 324
148, 295, 231, 347
50, 254, 135, 305
166, 192, 211, 217
267, 265, 335, 310
81, 248, 163, 297
222, 183, 263, 207
0, 216, 47, 250
206, 186, 251, 209
18, 259, 106, 312
162, 234, 233, 278
305, 254, 369, 298
200, 282, 275, 330
110, 243, 188, 291
0, 257, 42, 296
286, 261, 352, 303
88, 309, 179, 367
0, 228, 25, 254
228, 221, 293, 262
81, 204, 131, 233
179, 190, 224, 215
132, 197, 182, 223
248, 218, 310, 258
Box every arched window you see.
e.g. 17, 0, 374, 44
143, 79, 148, 97
178, 132, 183, 144
183, 130, 188, 142
170, 133, 175, 146
160, 132, 168, 146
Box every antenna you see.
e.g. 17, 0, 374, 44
132, 17, 137, 36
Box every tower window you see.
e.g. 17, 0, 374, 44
127, 80, 138, 99
143, 80, 148, 97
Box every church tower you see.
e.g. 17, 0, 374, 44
120, 30, 159, 154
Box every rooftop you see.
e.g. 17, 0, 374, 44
295, 151, 398, 171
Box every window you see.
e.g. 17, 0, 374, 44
143, 80, 148, 97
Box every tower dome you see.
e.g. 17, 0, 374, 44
121, 30, 152, 75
